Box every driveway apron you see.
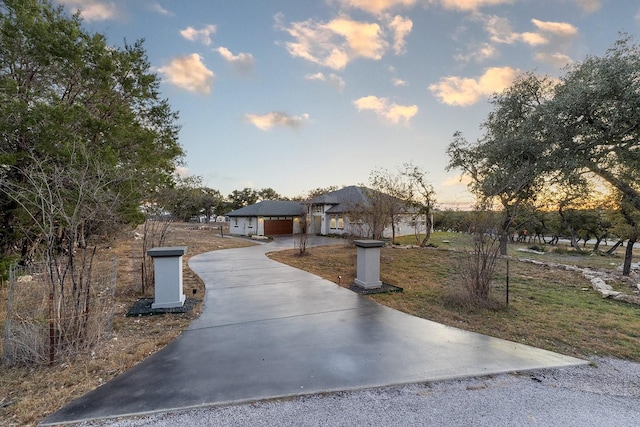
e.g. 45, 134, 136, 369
42, 236, 586, 425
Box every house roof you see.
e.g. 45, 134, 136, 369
226, 200, 305, 217
308, 186, 371, 214
308, 185, 368, 204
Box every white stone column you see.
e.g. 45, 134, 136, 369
148, 246, 187, 309
353, 240, 385, 289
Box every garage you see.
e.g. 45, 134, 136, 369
264, 218, 293, 235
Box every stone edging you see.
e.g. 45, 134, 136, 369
517, 258, 640, 306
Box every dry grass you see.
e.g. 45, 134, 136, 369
0, 223, 254, 426
269, 232, 640, 362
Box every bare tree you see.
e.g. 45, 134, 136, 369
451, 208, 502, 307
343, 188, 388, 240
0, 148, 121, 362
369, 168, 411, 244
294, 212, 309, 256
402, 163, 437, 247
140, 205, 173, 294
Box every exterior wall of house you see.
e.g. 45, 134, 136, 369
230, 216, 261, 236
325, 213, 349, 235
381, 214, 419, 238
308, 204, 326, 235
230, 215, 304, 236
307, 210, 418, 239
292, 217, 304, 234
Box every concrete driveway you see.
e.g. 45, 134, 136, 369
42, 236, 585, 425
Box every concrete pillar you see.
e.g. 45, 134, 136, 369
147, 246, 187, 309
353, 240, 385, 289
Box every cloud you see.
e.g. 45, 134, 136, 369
305, 72, 346, 92
442, 174, 472, 187
386, 15, 413, 54
55, 0, 119, 21
429, 66, 518, 106
244, 112, 310, 131
528, 19, 578, 67
150, 2, 173, 16
519, 32, 548, 46
392, 78, 408, 86
482, 16, 578, 57
216, 47, 255, 73
534, 52, 573, 67
335, 0, 417, 14
180, 24, 217, 45
277, 14, 392, 70
531, 19, 578, 37
484, 16, 548, 46
454, 42, 498, 62
158, 54, 214, 94
439, 0, 515, 11
571, 0, 600, 13
353, 95, 418, 124
326, 17, 386, 58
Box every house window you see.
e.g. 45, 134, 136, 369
337, 217, 344, 229
248, 217, 253, 228
233, 218, 238, 227
314, 205, 324, 213
330, 217, 337, 229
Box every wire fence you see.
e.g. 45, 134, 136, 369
3, 256, 116, 366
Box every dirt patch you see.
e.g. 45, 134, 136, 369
0, 223, 254, 426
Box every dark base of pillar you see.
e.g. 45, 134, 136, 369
349, 282, 403, 295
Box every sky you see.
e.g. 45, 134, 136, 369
55, 0, 640, 208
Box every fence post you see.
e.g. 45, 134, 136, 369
49, 292, 55, 365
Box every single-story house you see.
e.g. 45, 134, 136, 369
226, 186, 422, 239
226, 200, 306, 236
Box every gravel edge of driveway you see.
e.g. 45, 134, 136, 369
77, 356, 640, 427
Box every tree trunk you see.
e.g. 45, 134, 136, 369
567, 226, 580, 250
593, 235, 604, 252
420, 212, 432, 247
606, 239, 623, 255
499, 233, 508, 255
623, 237, 637, 276
499, 215, 510, 256
391, 216, 396, 244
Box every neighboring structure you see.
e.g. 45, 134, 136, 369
226, 200, 305, 236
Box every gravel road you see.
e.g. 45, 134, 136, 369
78, 357, 640, 427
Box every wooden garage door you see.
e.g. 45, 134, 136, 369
264, 219, 293, 235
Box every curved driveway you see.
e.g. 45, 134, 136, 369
42, 236, 585, 425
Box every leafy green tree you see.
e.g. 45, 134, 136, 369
155, 176, 225, 221
300, 186, 339, 200
0, 0, 184, 362
226, 188, 259, 211
225, 187, 283, 212
447, 72, 556, 255
448, 36, 640, 273
542, 36, 640, 208
537, 35, 640, 272
257, 187, 283, 201
0, 0, 183, 262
